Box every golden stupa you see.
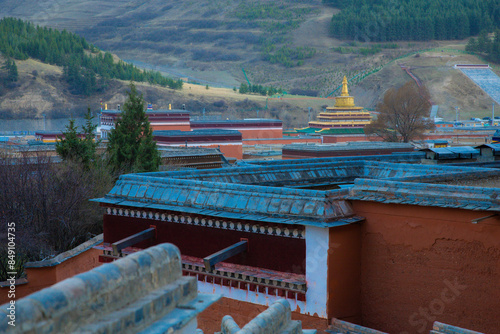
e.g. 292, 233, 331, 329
301, 76, 372, 132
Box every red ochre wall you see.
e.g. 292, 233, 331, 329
243, 137, 321, 146
152, 124, 191, 131
189, 125, 282, 140
198, 297, 330, 334
282, 148, 413, 160
352, 201, 500, 334
238, 128, 283, 140
327, 224, 361, 323
206, 143, 242, 160
103, 214, 306, 274
52, 247, 102, 282
0, 247, 101, 304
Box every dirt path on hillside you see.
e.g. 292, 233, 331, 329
292, 6, 339, 49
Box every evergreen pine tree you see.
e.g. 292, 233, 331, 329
477, 31, 488, 52
465, 37, 477, 52
106, 83, 160, 173
2, 58, 18, 82
81, 108, 99, 165
56, 118, 85, 162
239, 83, 249, 94
56, 109, 99, 169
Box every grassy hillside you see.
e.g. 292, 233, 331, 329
0, 0, 499, 122
353, 47, 500, 120
0, 55, 329, 128
2, 47, 498, 127
0, 0, 429, 95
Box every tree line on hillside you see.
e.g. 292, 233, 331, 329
466, 30, 500, 63
0, 58, 19, 96
1, 58, 18, 83
0, 17, 183, 96
325, 0, 500, 42
239, 83, 283, 96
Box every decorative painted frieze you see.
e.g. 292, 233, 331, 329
105, 207, 305, 238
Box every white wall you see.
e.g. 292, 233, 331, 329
304, 225, 329, 318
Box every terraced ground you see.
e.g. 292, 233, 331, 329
0, 0, 428, 94
0, 0, 499, 122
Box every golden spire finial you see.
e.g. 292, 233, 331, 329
341, 76, 349, 97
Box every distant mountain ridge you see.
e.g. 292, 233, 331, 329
0, 0, 499, 121
0, 0, 353, 94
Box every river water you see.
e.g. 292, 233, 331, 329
0, 118, 94, 134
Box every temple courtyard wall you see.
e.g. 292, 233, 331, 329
353, 201, 500, 334
0, 235, 102, 305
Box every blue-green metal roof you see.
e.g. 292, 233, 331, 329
348, 178, 500, 211
94, 158, 500, 227
93, 174, 359, 227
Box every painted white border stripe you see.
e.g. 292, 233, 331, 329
304, 226, 328, 318
197, 281, 306, 315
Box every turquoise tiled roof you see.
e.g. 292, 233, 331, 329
94, 158, 500, 226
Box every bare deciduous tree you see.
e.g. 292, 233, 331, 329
365, 81, 435, 142
0, 152, 114, 280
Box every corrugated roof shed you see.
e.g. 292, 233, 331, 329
421, 148, 457, 159
475, 143, 500, 155
421, 147, 480, 159
447, 146, 480, 158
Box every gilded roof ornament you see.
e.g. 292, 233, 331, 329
341, 76, 349, 97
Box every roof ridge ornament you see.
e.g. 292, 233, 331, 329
341, 76, 349, 97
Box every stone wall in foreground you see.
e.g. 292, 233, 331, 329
0, 243, 218, 334
0, 242, 315, 334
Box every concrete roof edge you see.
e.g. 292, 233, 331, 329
25, 234, 103, 268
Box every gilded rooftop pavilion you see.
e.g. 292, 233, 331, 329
298, 76, 372, 134
94, 155, 500, 333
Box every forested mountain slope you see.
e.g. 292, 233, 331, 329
0, 0, 422, 94
0, 0, 499, 121
326, 0, 500, 41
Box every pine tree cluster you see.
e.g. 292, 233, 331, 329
0, 17, 183, 96
466, 30, 500, 63
327, 0, 500, 42
1, 58, 18, 83
56, 109, 99, 169
239, 83, 283, 96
